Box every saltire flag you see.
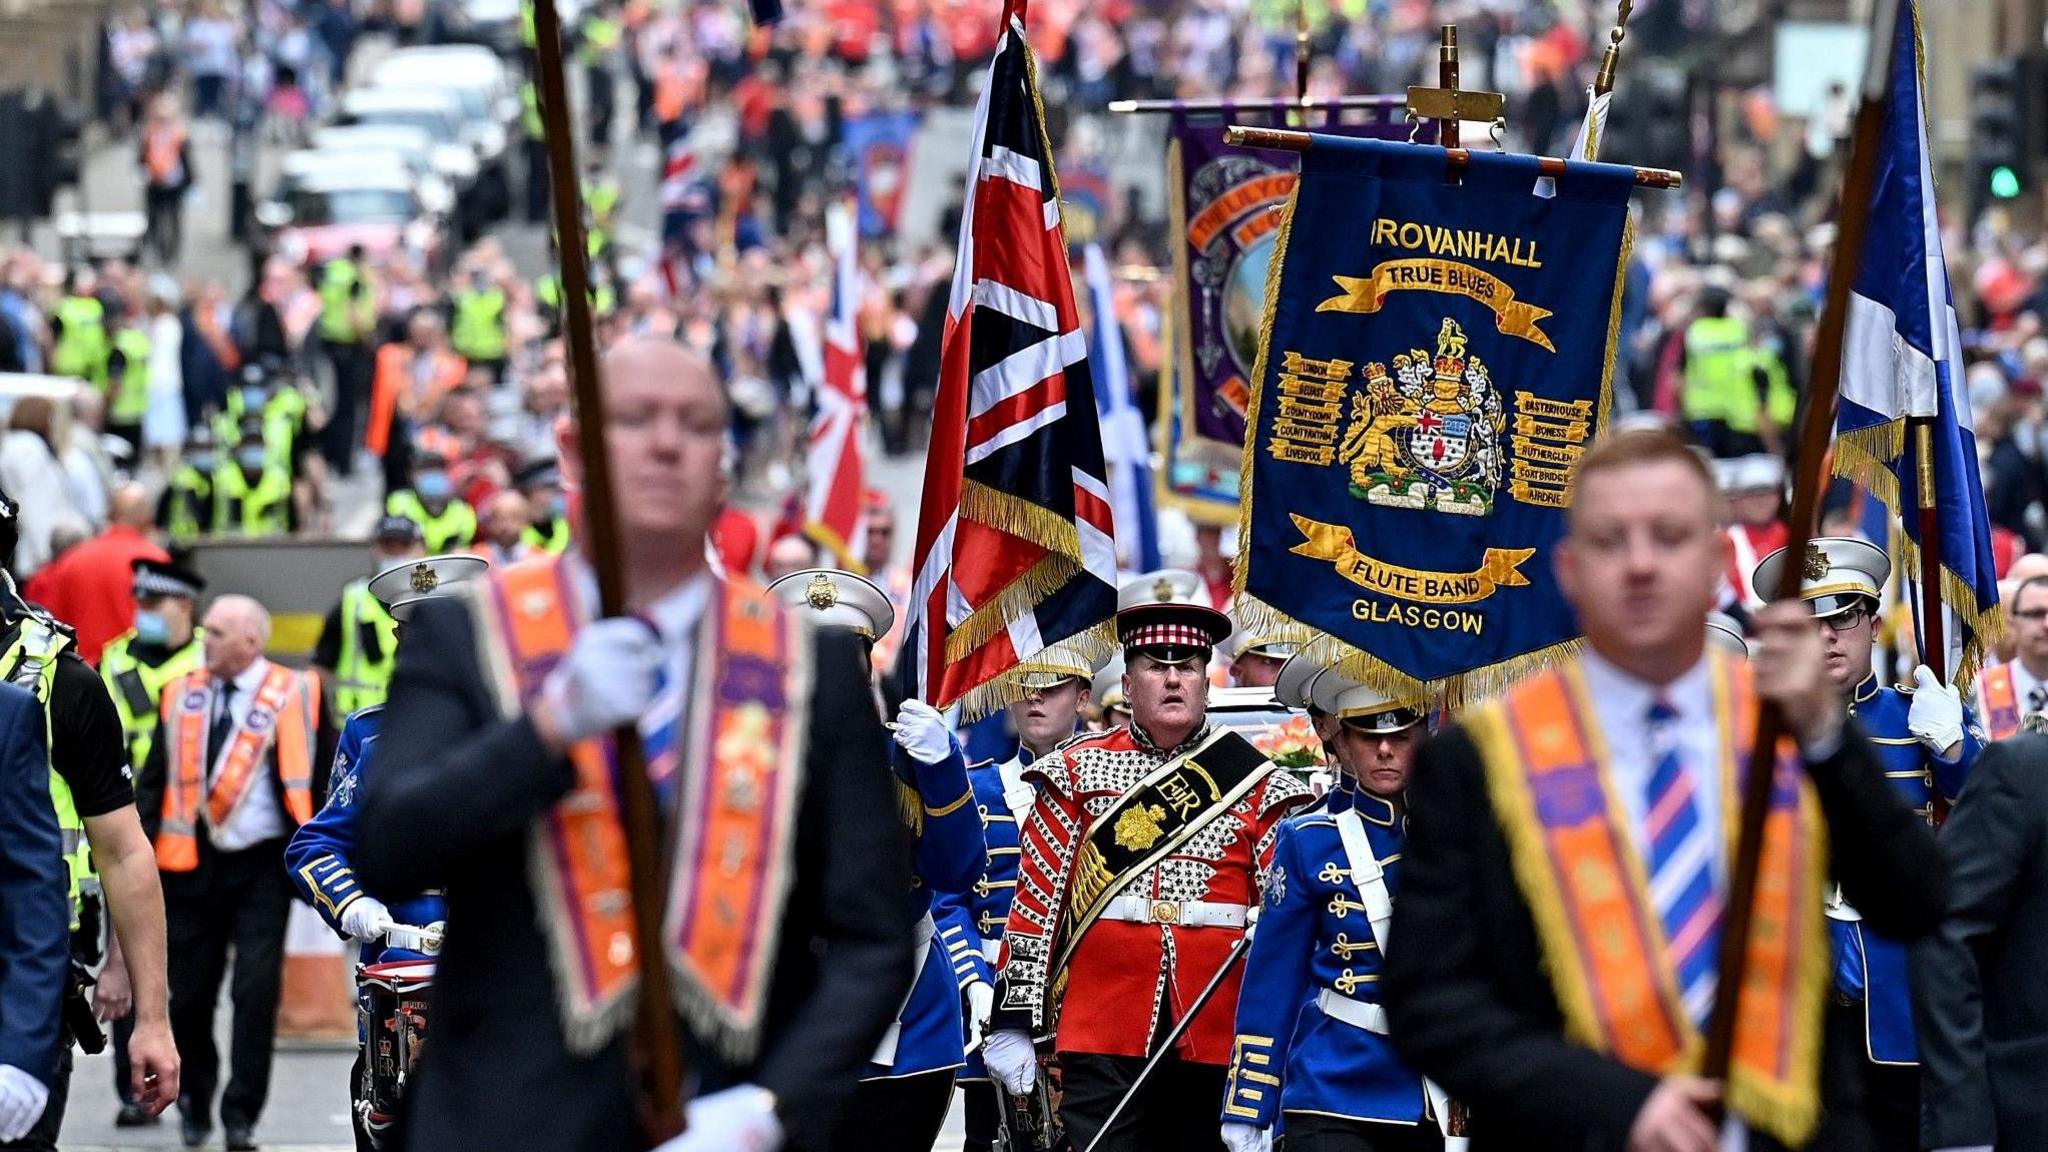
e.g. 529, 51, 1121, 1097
1830, 0, 2003, 684
1082, 241, 1160, 573
802, 198, 869, 570
900, 0, 1118, 718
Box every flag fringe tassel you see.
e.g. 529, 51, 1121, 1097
1831, 421, 2005, 691
953, 623, 1118, 722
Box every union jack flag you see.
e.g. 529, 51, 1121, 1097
901, 0, 1118, 717
803, 199, 869, 570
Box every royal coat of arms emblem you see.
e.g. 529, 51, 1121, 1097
1337, 317, 1508, 516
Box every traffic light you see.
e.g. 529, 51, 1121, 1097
1970, 57, 2038, 211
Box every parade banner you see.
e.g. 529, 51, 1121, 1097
1234, 136, 1636, 703
842, 111, 919, 239
1161, 108, 1412, 523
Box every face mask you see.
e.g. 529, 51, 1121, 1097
190, 452, 217, 473
416, 471, 452, 500
241, 386, 267, 410
133, 610, 170, 646
237, 446, 267, 472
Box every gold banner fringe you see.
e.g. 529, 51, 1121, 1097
954, 622, 1119, 722
943, 552, 1081, 664
1231, 180, 1302, 606
1831, 418, 2006, 692
959, 479, 1085, 559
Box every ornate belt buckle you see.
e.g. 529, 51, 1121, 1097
1151, 900, 1181, 926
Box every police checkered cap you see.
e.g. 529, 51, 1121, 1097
132, 557, 204, 600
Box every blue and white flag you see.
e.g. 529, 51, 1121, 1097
1832, 0, 2003, 683
1082, 242, 1160, 573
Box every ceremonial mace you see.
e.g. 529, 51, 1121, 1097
1704, 0, 1898, 1093
1075, 931, 1255, 1152
528, 0, 687, 1140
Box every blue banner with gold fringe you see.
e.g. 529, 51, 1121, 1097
1233, 136, 1636, 703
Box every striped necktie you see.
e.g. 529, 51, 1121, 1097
2028, 684, 2047, 716
641, 663, 682, 810
1644, 697, 1721, 1028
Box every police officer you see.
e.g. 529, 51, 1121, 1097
576, 3, 622, 161
98, 557, 204, 1128
211, 421, 295, 538
768, 567, 986, 1152
49, 269, 110, 389
287, 553, 486, 1151
448, 269, 509, 383
312, 518, 426, 719
520, 79, 548, 224
515, 460, 571, 555
384, 453, 476, 554
1221, 668, 1444, 1152
1679, 286, 1790, 459
319, 246, 378, 477
214, 363, 309, 479
0, 492, 179, 1146
1753, 537, 1980, 1152
945, 662, 1094, 1152
103, 313, 152, 456
155, 427, 217, 548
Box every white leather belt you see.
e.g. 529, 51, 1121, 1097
1315, 987, 1389, 1033
981, 938, 1003, 964
1102, 896, 1248, 929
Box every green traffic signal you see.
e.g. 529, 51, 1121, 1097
1990, 165, 2023, 199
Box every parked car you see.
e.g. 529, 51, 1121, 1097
259, 169, 446, 273
337, 88, 489, 237
366, 50, 515, 224
273, 147, 454, 218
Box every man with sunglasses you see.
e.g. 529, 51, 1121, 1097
983, 570, 1312, 1152
1753, 537, 1984, 1152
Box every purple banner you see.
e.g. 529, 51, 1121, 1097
1160, 104, 1417, 521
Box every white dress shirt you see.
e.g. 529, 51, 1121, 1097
2005, 659, 2048, 716
1576, 649, 1727, 889
207, 657, 289, 851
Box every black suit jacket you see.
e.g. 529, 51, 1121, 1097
1912, 734, 2048, 1151
135, 665, 336, 844
356, 594, 914, 1152
1383, 720, 1945, 1152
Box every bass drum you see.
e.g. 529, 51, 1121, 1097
357, 958, 434, 1148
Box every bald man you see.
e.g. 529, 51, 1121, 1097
21, 482, 167, 665
138, 594, 335, 1151
359, 338, 913, 1152
477, 489, 535, 567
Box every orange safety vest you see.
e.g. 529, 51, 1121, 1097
155, 663, 320, 873
366, 344, 468, 458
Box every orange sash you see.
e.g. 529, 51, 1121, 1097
469, 555, 808, 1060
1466, 655, 1828, 1147
156, 664, 320, 873
1977, 663, 2021, 741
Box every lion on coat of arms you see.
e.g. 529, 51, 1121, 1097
1337, 317, 1507, 516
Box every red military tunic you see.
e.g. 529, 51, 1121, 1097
993, 722, 1310, 1064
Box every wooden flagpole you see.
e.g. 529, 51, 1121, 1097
527, 0, 687, 1141
1702, 0, 1900, 1090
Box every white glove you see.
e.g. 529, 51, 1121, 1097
0, 1065, 49, 1143
983, 1028, 1038, 1095
963, 979, 995, 1053
1221, 1120, 1272, 1152
1908, 665, 1966, 755
652, 1084, 782, 1152
540, 616, 664, 743
892, 699, 954, 764
339, 897, 395, 942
